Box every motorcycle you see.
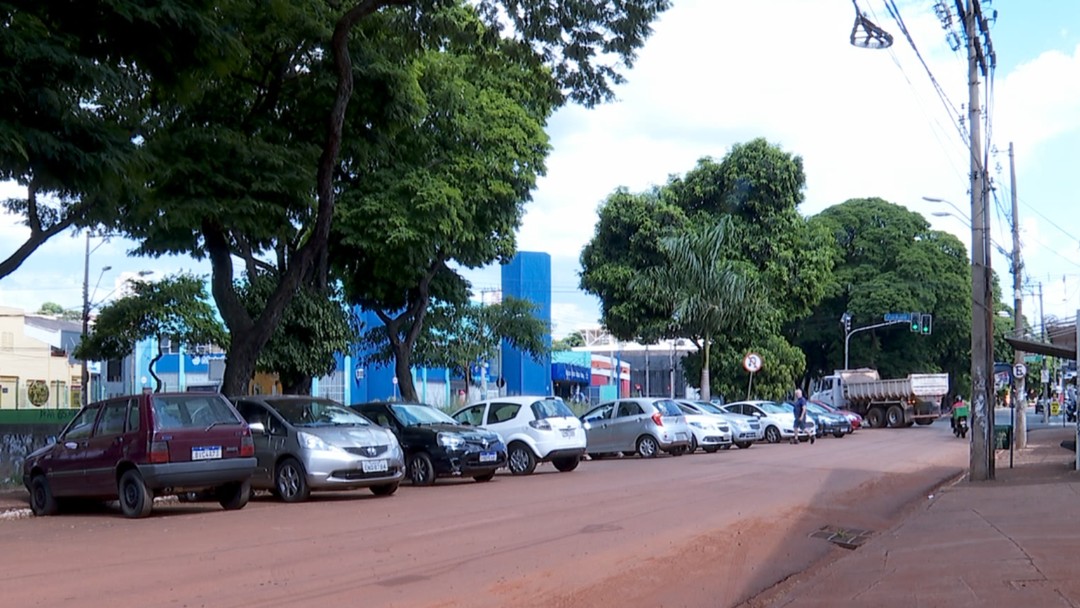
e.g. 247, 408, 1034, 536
951, 404, 969, 438
1066, 399, 1077, 423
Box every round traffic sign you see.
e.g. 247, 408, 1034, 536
1012, 363, 1027, 379
743, 352, 763, 373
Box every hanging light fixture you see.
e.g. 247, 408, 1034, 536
850, 0, 894, 49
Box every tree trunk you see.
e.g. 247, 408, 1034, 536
281, 374, 312, 396
700, 332, 712, 402
149, 336, 165, 393
393, 342, 418, 402
220, 332, 260, 396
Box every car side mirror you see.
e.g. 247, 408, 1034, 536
248, 422, 266, 435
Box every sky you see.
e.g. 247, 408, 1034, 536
2, 0, 1079, 339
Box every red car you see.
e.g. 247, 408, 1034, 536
23, 392, 256, 518
811, 400, 863, 431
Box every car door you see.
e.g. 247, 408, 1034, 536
609, 401, 646, 451
235, 400, 281, 486
483, 402, 521, 437
48, 404, 102, 496
453, 403, 488, 428
83, 398, 135, 496
581, 403, 615, 451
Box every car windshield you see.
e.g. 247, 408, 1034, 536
391, 403, 457, 426
269, 399, 371, 427
695, 402, 727, 415
152, 395, 241, 430
531, 398, 574, 419
759, 402, 790, 414
806, 403, 829, 414
652, 399, 683, 416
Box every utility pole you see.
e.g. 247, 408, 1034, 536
1009, 142, 1026, 449
80, 233, 91, 408
1039, 282, 1049, 424
963, 0, 995, 481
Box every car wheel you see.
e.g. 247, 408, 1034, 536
833, 431, 846, 438
407, 452, 437, 486
118, 470, 153, 519
371, 482, 400, 496
472, 471, 496, 483
553, 456, 580, 472
217, 480, 251, 511
587, 452, 604, 460
886, 405, 906, 428
866, 408, 885, 429
764, 425, 781, 444
636, 435, 659, 458
735, 441, 752, 449
915, 418, 934, 426
275, 457, 311, 502
507, 443, 537, 475
686, 435, 698, 454
702, 446, 719, 454
29, 474, 59, 517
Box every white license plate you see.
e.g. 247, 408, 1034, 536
361, 459, 388, 473
560, 429, 575, 438
192, 446, 221, 460
479, 451, 498, 463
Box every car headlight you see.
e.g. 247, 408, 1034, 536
690, 421, 705, 429
298, 431, 337, 452
438, 433, 466, 450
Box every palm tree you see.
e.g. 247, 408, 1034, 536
634, 220, 757, 401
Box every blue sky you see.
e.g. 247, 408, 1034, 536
2, 0, 1079, 338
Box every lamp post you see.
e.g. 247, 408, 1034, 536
81, 231, 113, 407
668, 339, 685, 399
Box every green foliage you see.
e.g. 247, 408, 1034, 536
36, 302, 65, 316
683, 333, 806, 402
553, 331, 585, 351
74, 275, 226, 391
237, 275, 356, 394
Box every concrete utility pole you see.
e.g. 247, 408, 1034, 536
1040, 282, 1049, 424
964, 0, 995, 481
80, 233, 91, 407
1009, 142, 1027, 449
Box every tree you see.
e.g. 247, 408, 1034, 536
553, 331, 585, 351
73, 275, 227, 393
633, 221, 759, 401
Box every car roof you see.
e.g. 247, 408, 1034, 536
471, 395, 560, 405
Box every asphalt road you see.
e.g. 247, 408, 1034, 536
0, 423, 969, 608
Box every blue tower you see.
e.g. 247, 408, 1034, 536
500, 252, 552, 395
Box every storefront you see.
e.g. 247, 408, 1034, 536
552, 363, 591, 402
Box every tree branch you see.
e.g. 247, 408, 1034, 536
0, 194, 89, 280
202, 219, 255, 335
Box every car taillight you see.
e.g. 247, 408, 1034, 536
528, 419, 552, 430
149, 439, 170, 464
240, 433, 255, 457
652, 412, 663, 427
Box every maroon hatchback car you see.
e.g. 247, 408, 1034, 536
23, 392, 257, 518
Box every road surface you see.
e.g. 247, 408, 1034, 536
0, 423, 968, 608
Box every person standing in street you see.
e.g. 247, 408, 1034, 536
792, 389, 814, 445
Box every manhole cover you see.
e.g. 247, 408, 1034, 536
810, 525, 873, 550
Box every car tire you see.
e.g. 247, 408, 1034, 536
833, 431, 846, 438
472, 471, 496, 483
507, 442, 538, 475
886, 405, 906, 428
702, 446, 719, 454
553, 456, 580, 472
407, 452, 437, 486
29, 474, 59, 517
764, 425, 781, 444
275, 457, 311, 502
118, 470, 153, 519
636, 435, 660, 458
735, 441, 752, 449
587, 452, 604, 460
686, 435, 698, 454
371, 482, 400, 495
217, 480, 251, 511
915, 418, 934, 426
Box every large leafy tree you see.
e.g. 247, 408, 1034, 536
74, 275, 227, 393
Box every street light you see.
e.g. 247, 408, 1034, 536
669, 339, 686, 399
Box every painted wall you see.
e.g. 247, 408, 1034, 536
500, 252, 552, 396
0, 307, 82, 409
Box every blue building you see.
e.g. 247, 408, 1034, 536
500, 252, 553, 396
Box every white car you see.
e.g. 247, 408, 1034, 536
675, 403, 732, 453
721, 400, 816, 444
679, 400, 764, 449
452, 396, 587, 475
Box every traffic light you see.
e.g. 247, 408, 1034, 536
910, 312, 921, 332
921, 313, 932, 335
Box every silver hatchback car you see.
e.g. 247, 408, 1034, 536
581, 397, 693, 458
233, 396, 405, 501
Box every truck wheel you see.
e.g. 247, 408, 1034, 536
915, 418, 934, 426
886, 405, 905, 428
866, 408, 885, 429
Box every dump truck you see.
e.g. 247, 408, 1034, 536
810, 368, 949, 429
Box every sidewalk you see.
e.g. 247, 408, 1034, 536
760, 426, 1080, 607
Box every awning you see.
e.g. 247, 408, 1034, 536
552, 363, 591, 385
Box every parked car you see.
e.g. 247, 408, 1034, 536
721, 400, 816, 444
23, 393, 256, 518
809, 400, 862, 432
803, 401, 853, 438
351, 402, 506, 485
232, 396, 405, 501
580, 398, 692, 458
673, 402, 732, 453
678, 400, 764, 449
451, 396, 586, 475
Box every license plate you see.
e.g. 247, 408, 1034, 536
479, 451, 498, 463
192, 446, 221, 460
676, 433, 687, 441
560, 429, 575, 438
361, 459, 388, 473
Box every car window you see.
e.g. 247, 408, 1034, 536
725, 404, 743, 415
760, 402, 789, 414
126, 398, 140, 432
652, 399, 682, 416
530, 398, 574, 420
392, 403, 458, 426
677, 403, 694, 415
95, 401, 128, 437
265, 399, 370, 427
697, 402, 726, 416
236, 401, 270, 427
152, 395, 240, 430
583, 403, 614, 422
615, 401, 644, 418
63, 406, 100, 441
454, 404, 487, 426
487, 403, 521, 424
371, 410, 396, 429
